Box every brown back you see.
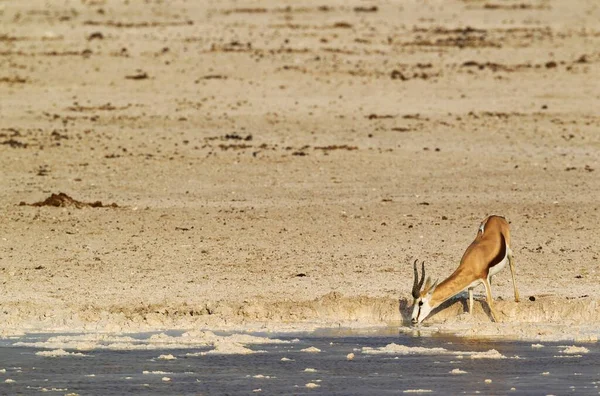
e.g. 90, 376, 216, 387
428, 215, 510, 305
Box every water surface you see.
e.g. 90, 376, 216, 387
0, 329, 598, 395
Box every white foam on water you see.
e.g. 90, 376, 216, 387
194, 342, 263, 355
560, 345, 589, 354
35, 349, 86, 358
301, 346, 321, 353
361, 343, 506, 359
470, 349, 505, 359
14, 331, 292, 355
362, 344, 447, 355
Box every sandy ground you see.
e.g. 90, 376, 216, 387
1, 0, 599, 340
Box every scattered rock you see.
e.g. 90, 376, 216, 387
391, 70, 408, 80
367, 114, 395, 120
332, 22, 352, 29
354, 6, 378, 12
200, 75, 227, 80
0, 77, 28, 84
224, 133, 252, 141
2, 138, 27, 148
125, 71, 148, 80
87, 32, 104, 40
313, 145, 357, 151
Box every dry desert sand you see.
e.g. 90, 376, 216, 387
1, 0, 600, 341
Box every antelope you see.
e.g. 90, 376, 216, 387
410, 215, 519, 324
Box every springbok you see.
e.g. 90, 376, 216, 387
410, 215, 519, 324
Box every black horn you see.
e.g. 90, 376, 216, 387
412, 259, 426, 299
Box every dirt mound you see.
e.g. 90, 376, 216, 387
20, 193, 118, 208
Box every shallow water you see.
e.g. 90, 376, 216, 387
0, 329, 599, 395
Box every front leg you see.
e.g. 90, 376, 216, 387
482, 278, 499, 322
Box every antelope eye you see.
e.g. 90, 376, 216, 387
418, 301, 423, 306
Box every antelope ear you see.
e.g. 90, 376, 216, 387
423, 276, 432, 291
427, 279, 439, 295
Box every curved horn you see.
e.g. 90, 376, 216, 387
412, 260, 426, 298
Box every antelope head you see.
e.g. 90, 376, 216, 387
410, 259, 438, 324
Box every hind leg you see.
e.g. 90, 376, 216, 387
508, 250, 520, 302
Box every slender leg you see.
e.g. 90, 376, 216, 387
468, 288, 474, 315
508, 252, 520, 302
482, 277, 499, 322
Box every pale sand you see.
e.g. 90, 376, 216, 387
1, 0, 599, 341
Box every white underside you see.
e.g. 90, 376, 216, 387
488, 254, 509, 278
465, 248, 510, 292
